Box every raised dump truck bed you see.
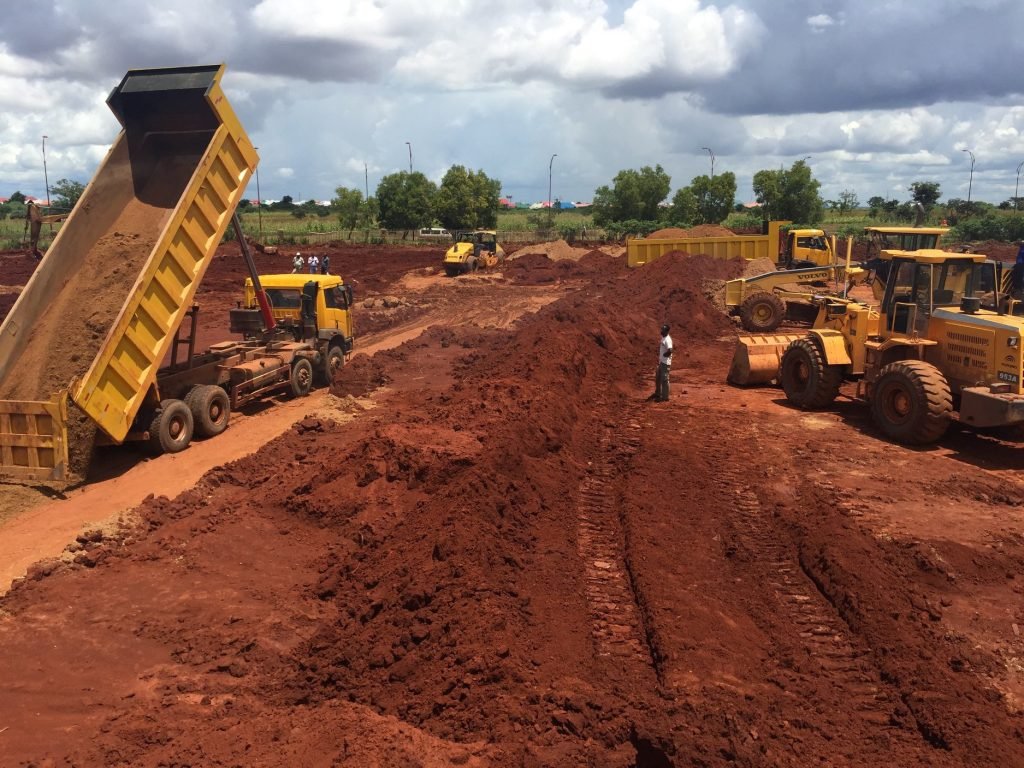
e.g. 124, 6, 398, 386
0, 65, 257, 482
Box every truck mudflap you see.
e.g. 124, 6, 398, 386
959, 386, 1024, 429
0, 394, 68, 482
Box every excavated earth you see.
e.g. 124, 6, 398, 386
1, 244, 1024, 767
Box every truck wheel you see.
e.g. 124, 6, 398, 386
149, 399, 194, 454
780, 337, 843, 409
740, 292, 786, 332
870, 361, 951, 445
290, 358, 313, 397
318, 345, 345, 386
185, 385, 230, 438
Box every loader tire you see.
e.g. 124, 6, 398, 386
185, 385, 230, 438
739, 292, 786, 332
290, 357, 313, 397
870, 361, 951, 445
780, 337, 843, 409
317, 345, 345, 387
149, 399, 193, 455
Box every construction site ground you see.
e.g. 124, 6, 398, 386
1, 242, 1023, 767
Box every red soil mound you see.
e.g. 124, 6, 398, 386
647, 224, 735, 239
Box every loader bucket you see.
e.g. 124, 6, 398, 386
727, 334, 805, 386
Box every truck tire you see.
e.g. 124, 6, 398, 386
870, 361, 951, 445
739, 292, 786, 332
185, 385, 230, 438
318, 345, 345, 387
780, 337, 843, 409
149, 399, 193, 454
290, 358, 313, 397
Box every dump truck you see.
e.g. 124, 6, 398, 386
443, 230, 506, 276
729, 248, 1024, 445
0, 64, 345, 484
626, 221, 840, 269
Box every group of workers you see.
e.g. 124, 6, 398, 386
292, 251, 330, 275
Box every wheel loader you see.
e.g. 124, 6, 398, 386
729, 248, 1024, 445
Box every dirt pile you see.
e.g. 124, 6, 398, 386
511, 238, 590, 261
647, 224, 735, 239
504, 249, 625, 285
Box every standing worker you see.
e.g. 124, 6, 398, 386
652, 324, 673, 402
321, 254, 330, 275
292, 252, 304, 273
308, 253, 320, 275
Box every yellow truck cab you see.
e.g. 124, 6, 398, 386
779, 228, 836, 268
443, 230, 505, 276
241, 273, 355, 381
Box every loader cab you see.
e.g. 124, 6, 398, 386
880, 250, 994, 337
864, 227, 948, 260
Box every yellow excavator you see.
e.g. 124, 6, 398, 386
730, 248, 1024, 445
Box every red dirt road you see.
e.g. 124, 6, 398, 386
1, 250, 1024, 765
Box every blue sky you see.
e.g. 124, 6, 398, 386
1, 0, 1022, 207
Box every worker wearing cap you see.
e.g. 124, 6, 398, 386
292, 252, 303, 273
653, 324, 673, 402
308, 254, 320, 275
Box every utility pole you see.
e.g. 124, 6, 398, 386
405, 142, 413, 173
41, 135, 50, 208
701, 146, 715, 179
1015, 160, 1023, 214
961, 148, 975, 204
548, 153, 557, 208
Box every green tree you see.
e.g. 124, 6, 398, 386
866, 195, 885, 218
836, 189, 859, 219
434, 165, 502, 230
591, 165, 670, 225
332, 186, 375, 238
669, 187, 698, 226
689, 171, 736, 224
9, 191, 26, 204
50, 179, 85, 211
270, 195, 295, 211
909, 181, 941, 212
752, 160, 824, 224
376, 171, 437, 233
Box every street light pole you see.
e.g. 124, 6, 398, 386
41, 135, 50, 208
405, 142, 413, 173
961, 148, 975, 204
548, 153, 557, 208
1015, 160, 1023, 215
701, 146, 715, 179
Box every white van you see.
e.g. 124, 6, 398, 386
418, 227, 451, 239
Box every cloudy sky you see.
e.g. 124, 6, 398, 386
1, 0, 1023, 207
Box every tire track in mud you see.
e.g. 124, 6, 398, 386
576, 402, 659, 683
712, 446, 928, 757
